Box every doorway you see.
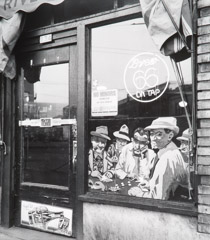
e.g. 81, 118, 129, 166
16, 45, 78, 237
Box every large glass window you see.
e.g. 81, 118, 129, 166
21, 63, 71, 186
88, 19, 193, 202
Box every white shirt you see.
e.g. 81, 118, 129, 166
115, 142, 156, 180
142, 141, 189, 200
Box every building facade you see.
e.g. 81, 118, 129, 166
0, 0, 210, 239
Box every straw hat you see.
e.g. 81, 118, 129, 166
145, 117, 179, 136
113, 124, 130, 142
90, 126, 111, 140
177, 128, 191, 141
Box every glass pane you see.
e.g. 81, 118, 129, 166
91, 19, 192, 118
89, 19, 193, 202
22, 63, 70, 186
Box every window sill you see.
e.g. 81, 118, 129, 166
21, 182, 69, 191
78, 192, 197, 217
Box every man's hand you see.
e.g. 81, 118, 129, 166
91, 170, 102, 179
127, 172, 136, 179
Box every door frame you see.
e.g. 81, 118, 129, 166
14, 45, 78, 237
1, 75, 15, 227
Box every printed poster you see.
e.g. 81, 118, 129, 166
21, 201, 73, 236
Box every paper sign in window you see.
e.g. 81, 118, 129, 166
91, 89, 118, 117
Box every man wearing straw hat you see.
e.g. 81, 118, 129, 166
128, 117, 189, 200
88, 126, 111, 179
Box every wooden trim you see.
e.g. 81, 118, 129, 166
76, 23, 88, 240
198, 223, 210, 234
198, 92, 210, 100
78, 193, 197, 217
198, 138, 210, 146
197, 72, 210, 81
198, 100, 210, 109
197, 129, 210, 136
200, 119, 210, 128
198, 25, 210, 36
198, 166, 210, 175
20, 36, 77, 53
1, 77, 15, 227
199, 213, 210, 224
201, 176, 210, 185
198, 195, 210, 204
20, 182, 69, 191
198, 81, 210, 90
17, 4, 141, 44
198, 16, 210, 27
198, 156, 210, 165
197, 147, 210, 155
198, 53, 210, 63
198, 204, 210, 214
198, 0, 210, 9
198, 186, 210, 195
198, 34, 210, 44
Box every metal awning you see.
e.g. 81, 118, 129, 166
0, 0, 64, 19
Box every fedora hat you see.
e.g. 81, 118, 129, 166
133, 128, 149, 143
90, 126, 111, 140
177, 128, 191, 141
113, 124, 130, 142
145, 117, 179, 136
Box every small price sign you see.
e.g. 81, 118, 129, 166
40, 118, 52, 127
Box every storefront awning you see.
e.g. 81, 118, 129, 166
0, 0, 65, 19
139, 0, 193, 62
0, 0, 65, 79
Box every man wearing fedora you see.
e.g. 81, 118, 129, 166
89, 126, 111, 179
106, 124, 130, 170
115, 127, 156, 182
177, 128, 194, 198
177, 128, 192, 158
129, 117, 189, 200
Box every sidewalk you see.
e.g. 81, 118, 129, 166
0, 226, 74, 240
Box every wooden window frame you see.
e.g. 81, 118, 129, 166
76, 3, 198, 226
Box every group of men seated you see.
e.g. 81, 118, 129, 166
88, 117, 193, 200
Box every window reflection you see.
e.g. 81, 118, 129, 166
89, 19, 193, 202
91, 19, 192, 118
23, 64, 71, 186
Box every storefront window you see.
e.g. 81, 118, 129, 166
88, 19, 193, 202
22, 63, 71, 186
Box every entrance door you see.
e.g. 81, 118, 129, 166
16, 46, 77, 237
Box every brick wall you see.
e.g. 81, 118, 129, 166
197, 0, 210, 234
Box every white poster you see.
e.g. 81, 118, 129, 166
21, 201, 73, 237
91, 89, 118, 116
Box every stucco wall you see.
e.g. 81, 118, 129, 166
83, 203, 209, 240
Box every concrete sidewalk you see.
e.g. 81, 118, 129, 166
0, 226, 74, 240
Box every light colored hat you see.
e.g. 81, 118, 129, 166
177, 128, 191, 141
113, 124, 130, 142
145, 117, 179, 136
133, 128, 149, 143
90, 126, 111, 140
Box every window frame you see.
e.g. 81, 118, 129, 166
77, 3, 198, 217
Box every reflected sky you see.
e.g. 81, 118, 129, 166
92, 18, 191, 101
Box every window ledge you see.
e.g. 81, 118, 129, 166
21, 182, 69, 191
78, 192, 197, 217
